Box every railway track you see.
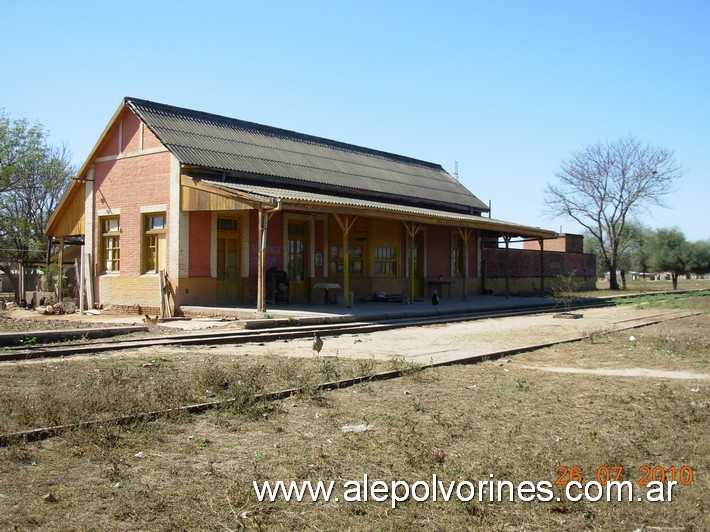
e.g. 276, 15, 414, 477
0, 298, 699, 445
0, 298, 614, 362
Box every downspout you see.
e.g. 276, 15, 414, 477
257, 200, 281, 313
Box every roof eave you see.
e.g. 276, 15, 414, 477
199, 179, 557, 239
280, 198, 556, 239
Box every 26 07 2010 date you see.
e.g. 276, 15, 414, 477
555, 465, 695, 486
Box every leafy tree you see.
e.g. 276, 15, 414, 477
614, 222, 649, 288
646, 228, 689, 290
585, 222, 651, 288
687, 240, 710, 276
0, 109, 74, 300
628, 226, 654, 278
545, 136, 684, 290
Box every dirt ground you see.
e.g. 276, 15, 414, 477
0, 294, 708, 530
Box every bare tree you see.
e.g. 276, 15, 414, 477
545, 136, 684, 290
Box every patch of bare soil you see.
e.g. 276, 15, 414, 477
0, 302, 708, 530
519, 365, 707, 380
0, 312, 103, 334
0, 308, 147, 333
0, 308, 211, 343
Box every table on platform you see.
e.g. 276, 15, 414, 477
313, 283, 342, 304
428, 280, 452, 297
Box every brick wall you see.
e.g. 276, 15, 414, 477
523, 233, 584, 253
93, 151, 171, 276
97, 273, 165, 310
482, 248, 595, 278
176, 277, 216, 306
91, 108, 172, 309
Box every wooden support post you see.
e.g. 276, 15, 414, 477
158, 270, 172, 318
78, 245, 85, 312
257, 208, 268, 313
158, 270, 166, 318
457, 227, 473, 301
18, 260, 24, 304
538, 237, 545, 295
334, 213, 357, 307
73, 258, 80, 310
409, 232, 415, 302
344, 218, 350, 307
58, 237, 64, 302
503, 234, 511, 299
403, 222, 422, 305
85, 253, 94, 310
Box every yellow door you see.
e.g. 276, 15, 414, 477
217, 235, 240, 305
287, 222, 309, 302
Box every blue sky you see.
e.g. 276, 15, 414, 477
3, 1, 708, 241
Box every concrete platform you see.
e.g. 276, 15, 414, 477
180, 293, 566, 328
3, 290, 692, 337
4, 294, 566, 337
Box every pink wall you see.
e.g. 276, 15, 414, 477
426, 226, 451, 277
189, 211, 212, 277
249, 211, 286, 274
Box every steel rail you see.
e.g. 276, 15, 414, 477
0, 299, 615, 362
0, 308, 698, 447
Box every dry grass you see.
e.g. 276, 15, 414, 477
0, 353, 396, 434
0, 297, 708, 530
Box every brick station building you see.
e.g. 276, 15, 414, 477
45, 98, 593, 315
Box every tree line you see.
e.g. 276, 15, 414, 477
584, 224, 710, 290
0, 109, 74, 299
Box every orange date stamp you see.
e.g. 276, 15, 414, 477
555, 465, 695, 486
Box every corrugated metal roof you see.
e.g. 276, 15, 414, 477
126, 98, 489, 213
203, 181, 556, 238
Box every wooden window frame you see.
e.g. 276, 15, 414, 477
372, 245, 397, 276
100, 216, 120, 273
329, 244, 364, 276
143, 213, 167, 274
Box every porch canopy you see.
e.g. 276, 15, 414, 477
185, 177, 557, 309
